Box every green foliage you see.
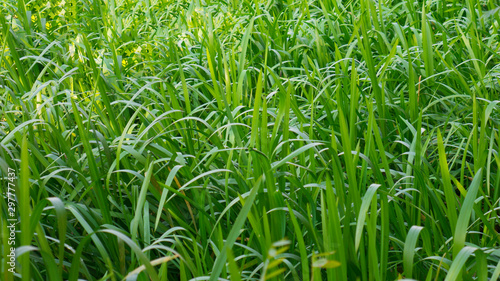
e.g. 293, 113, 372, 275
1, 0, 500, 280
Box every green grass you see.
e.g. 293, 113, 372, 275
1, 0, 500, 280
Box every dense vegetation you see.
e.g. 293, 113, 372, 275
1, 0, 500, 280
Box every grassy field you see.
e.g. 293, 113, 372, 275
1, 0, 500, 280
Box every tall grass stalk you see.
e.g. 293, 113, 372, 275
1, 0, 500, 280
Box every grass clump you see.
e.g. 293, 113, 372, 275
1, 0, 500, 280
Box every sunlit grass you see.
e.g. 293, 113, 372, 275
1, 0, 500, 280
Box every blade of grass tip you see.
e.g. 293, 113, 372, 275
437, 130, 458, 233
355, 184, 380, 253
131, 155, 154, 243
407, 49, 417, 122
249, 70, 263, 149
271, 143, 323, 171
226, 247, 242, 281
28, 201, 63, 281
236, 16, 255, 102
31, 223, 63, 280
403, 226, 424, 279
444, 247, 476, 281
421, 1, 435, 84
208, 177, 262, 281
19, 134, 31, 281
206, 46, 223, 111
349, 58, 359, 147
325, 176, 347, 280
475, 249, 487, 281
154, 165, 183, 231
286, 202, 309, 281
337, 102, 361, 210
46, 198, 67, 276
453, 169, 483, 257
